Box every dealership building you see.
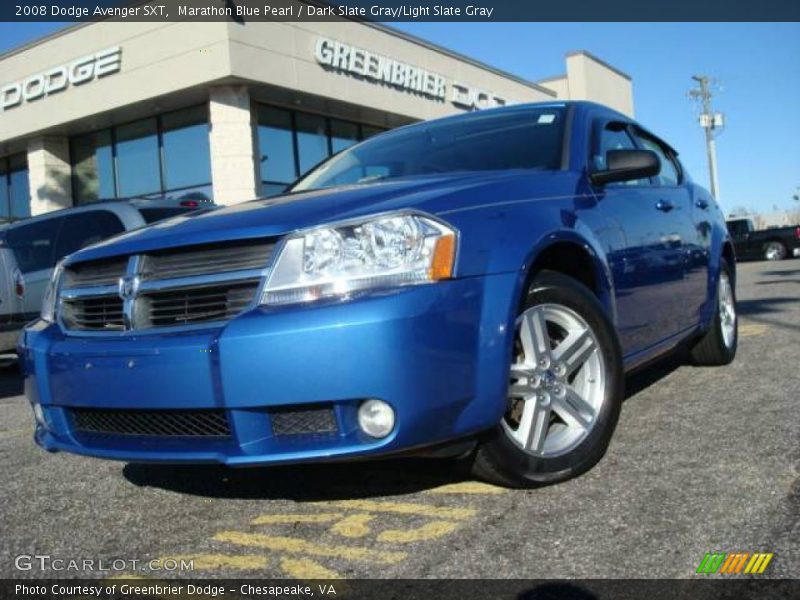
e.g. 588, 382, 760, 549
0, 14, 634, 221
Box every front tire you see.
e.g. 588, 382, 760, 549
471, 270, 624, 488
690, 260, 737, 366
763, 241, 787, 261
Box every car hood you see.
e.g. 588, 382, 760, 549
67, 170, 566, 264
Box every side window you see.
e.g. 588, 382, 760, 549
633, 133, 680, 186
593, 124, 637, 170
593, 123, 648, 186
55, 211, 126, 259
5, 217, 63, 274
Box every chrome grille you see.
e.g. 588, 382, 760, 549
141, 241, 274, 280
59, 239, 274, 332
141, 282, 259, 328
61, 296, 124, 331
63, 257, 128, 288
69, 408, 231, 437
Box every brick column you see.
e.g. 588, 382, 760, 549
27, 136, 73, 216
208, 85, 259, 205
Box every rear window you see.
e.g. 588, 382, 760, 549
139, 207, 194, 224
55, 211, 125, 258
6, 217, 63, 274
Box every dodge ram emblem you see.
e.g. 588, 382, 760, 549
118, 275, 139, 300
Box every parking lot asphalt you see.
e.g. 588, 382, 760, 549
1, 260, 798, 580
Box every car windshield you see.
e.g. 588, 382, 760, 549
292, 106, 566, 192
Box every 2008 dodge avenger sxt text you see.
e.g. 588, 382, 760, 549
19, 101, 737, 487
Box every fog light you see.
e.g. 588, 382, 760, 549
358, 399, 395, 438
32, 403, 46, 427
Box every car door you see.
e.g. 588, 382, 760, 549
5, 217, 63, 320
589, 120, 694, 356
0, 244, 25, 351
632, 130, 708, 331
588, 121, 671, 354
0, 245, 14, 326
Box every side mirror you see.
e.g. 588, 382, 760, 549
590, 149, 660, 185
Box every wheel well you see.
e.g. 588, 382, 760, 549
528, 242, 599, 298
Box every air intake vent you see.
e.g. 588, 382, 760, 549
69, 408, 231, 437
270, 405, 338, 436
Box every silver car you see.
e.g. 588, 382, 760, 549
0, 197, 214, 352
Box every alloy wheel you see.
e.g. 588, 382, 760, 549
718, 272, 736, 349
503, 303, 606, 458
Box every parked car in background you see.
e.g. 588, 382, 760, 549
725, 218, 800, 261
0, 196, 214, 352
20, 102, 737, 487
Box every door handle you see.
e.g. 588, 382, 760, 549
695, 198, 710, 210
656, 199, 674, 212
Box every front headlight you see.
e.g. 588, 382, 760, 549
40, 261, 64, 323
261, 212, 457, 306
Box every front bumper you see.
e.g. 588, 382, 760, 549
19, 274, 518, 466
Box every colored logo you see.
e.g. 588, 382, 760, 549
696, 552, 774, 574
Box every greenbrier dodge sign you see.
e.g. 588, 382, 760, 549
314, 37, 510, 110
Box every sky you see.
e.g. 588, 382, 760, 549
1, 21, 799, 215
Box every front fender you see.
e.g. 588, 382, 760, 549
440, 191, 616, 324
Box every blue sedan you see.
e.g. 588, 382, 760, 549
19, 101, 737, 487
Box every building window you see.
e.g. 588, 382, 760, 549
256, 104, 387, 197
0, 153, 30, 223
295, 113, 328, 175
258, 107, 296, 197
70, 105, 212, 204
330, 119, 360, 154
116, 117, 160, 197
71, 130, 115, 203
162, 106, 212, 191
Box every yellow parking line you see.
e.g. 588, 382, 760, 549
313, 499, 477, 520
213, 531, 407, 564
426, 481, 506, 495
252, 513, 343, 525
739, 323, 768, 337
280, 557, 343, 579
377, 520, 460, 543
329, 513, 375, 538
163, 554, 269, 571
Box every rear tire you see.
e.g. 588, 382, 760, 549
763, 241, 787, 261
471, 270, 624, 488
690, 260, 737, 366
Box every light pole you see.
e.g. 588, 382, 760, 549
689, 75, 724, 200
